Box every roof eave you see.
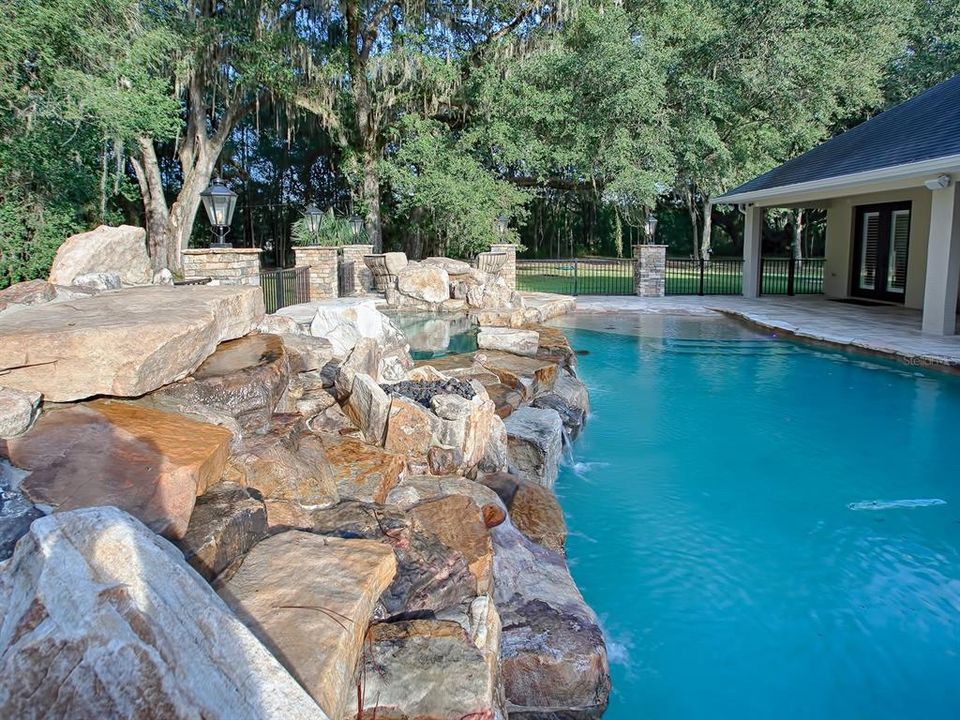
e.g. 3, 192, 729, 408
716, 153, 960, 206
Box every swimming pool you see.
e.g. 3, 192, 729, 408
554, 315, 960, 719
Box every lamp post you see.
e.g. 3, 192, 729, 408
200, 177, 238, 248
494, 214, 508, 239
348, 214, 364, 239
644, 212, 658, 245
304, 204, 323, 236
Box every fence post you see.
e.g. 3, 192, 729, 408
633, 244, 667, 297
787, 257, 796, 296
698, 257, 705, 296
573, 259, 579, 296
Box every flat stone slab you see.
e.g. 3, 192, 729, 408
0, 507, 326, 720
476, 351, 558, 399
219, 531, 396, 719
478, 327, 540, 357
0, 285, 264, 401
0, 400, 232, 539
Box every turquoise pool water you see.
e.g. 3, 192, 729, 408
555, 316, 960, 719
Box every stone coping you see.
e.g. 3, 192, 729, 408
183, 248, 263, 255
569, 295, 960, 371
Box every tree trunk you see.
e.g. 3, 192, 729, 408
361, 148, 383, 252
700, 196, 713, 261
792, 208, 804, 262
685, 186, 700, 258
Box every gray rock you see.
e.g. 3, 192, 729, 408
0, 507, 327, 719
0, 387, 41, 439
0, 460, 42, 561
72, 272, 122, 290
504, 406, 564, 487
342, 373, 391, 445
477, 327, 540, 357
175, 481, 267, 581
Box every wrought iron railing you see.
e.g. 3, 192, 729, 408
665, 257, 745, 295
516, 258, 634, 295
760, 257, 825, 295
516, 256, 825, 297
259, 266, 309, 313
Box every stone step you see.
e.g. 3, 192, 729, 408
0, 507, 326, 720
0, 285, 264, 402
218, 531, 396, 719
0, 399, 233, 539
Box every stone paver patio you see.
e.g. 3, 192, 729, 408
565, 295, 960, 369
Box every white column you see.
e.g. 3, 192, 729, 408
742, 206, 763, 298
921, 183, 960, 335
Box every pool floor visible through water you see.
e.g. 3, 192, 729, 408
553, 315, 960, 719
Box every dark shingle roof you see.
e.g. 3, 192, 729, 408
719, 74, 960, 199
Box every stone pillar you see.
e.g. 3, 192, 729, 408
742, 206, 763, 298
339, 244, 374, 295
491, 243, 517, 289
181, 248, 262, 286
922, 182, 960, 335
293, 246, 339, 300
632, 244, 667, 297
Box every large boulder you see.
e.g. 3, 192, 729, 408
0, 507, 327, 720
47, 224, 152, 287
509, 480, 567, 553
396, 262, 450, 305
223, 417, 339, 507
300, 433, 404, 505
0, 285, 265, 402
357, 611, 503, 720
491, 519, 610, 718
342, 373, 391, 445
151, 333, 289, 434
0, 400, 232, 539
503, 406, 564, 488
218, 531, 396, 720
0, 387, 41, 439
291, 500, 477, 616
278, 297, 406, 359
422, 256, 472, 276
476, 351, 558, 401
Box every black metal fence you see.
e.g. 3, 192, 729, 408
259, 266, 310, 313
517, 258, 634, 295
760, 257, 825, 295
517, 255, 825, 296
665, 257, 746, 295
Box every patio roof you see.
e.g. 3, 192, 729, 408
717, 74, 960, 205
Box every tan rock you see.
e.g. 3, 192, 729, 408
219, 531, 396, 720
225, 418, 338, 507
0, 507, 326, 720
0, 400, 232, 539
0, 387, 41, 438
342, 373, 390, 445
151, 333, 289, 434
47, 224, 151, 286
0, 285, 265, 401
476, 350, 558, 400
478, 327, 539, 357
422, 256, 472, 275
396, 262, 450, 305
305, 433, 404, 504
280, 333, 335, 373
409, 495, 494, 595
384, 394, 441, 457
509, 480, 567, 553
383, 251, 409, 274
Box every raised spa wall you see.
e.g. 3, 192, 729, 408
0, 255, 606, 720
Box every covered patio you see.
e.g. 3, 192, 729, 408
569, 295, 960, 368
716, 74, 960, 336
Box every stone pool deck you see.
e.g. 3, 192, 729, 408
568, 296, 960, 369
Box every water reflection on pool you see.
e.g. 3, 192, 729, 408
385, 311, 478, 361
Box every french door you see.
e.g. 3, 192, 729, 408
852, 202, 911, 302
